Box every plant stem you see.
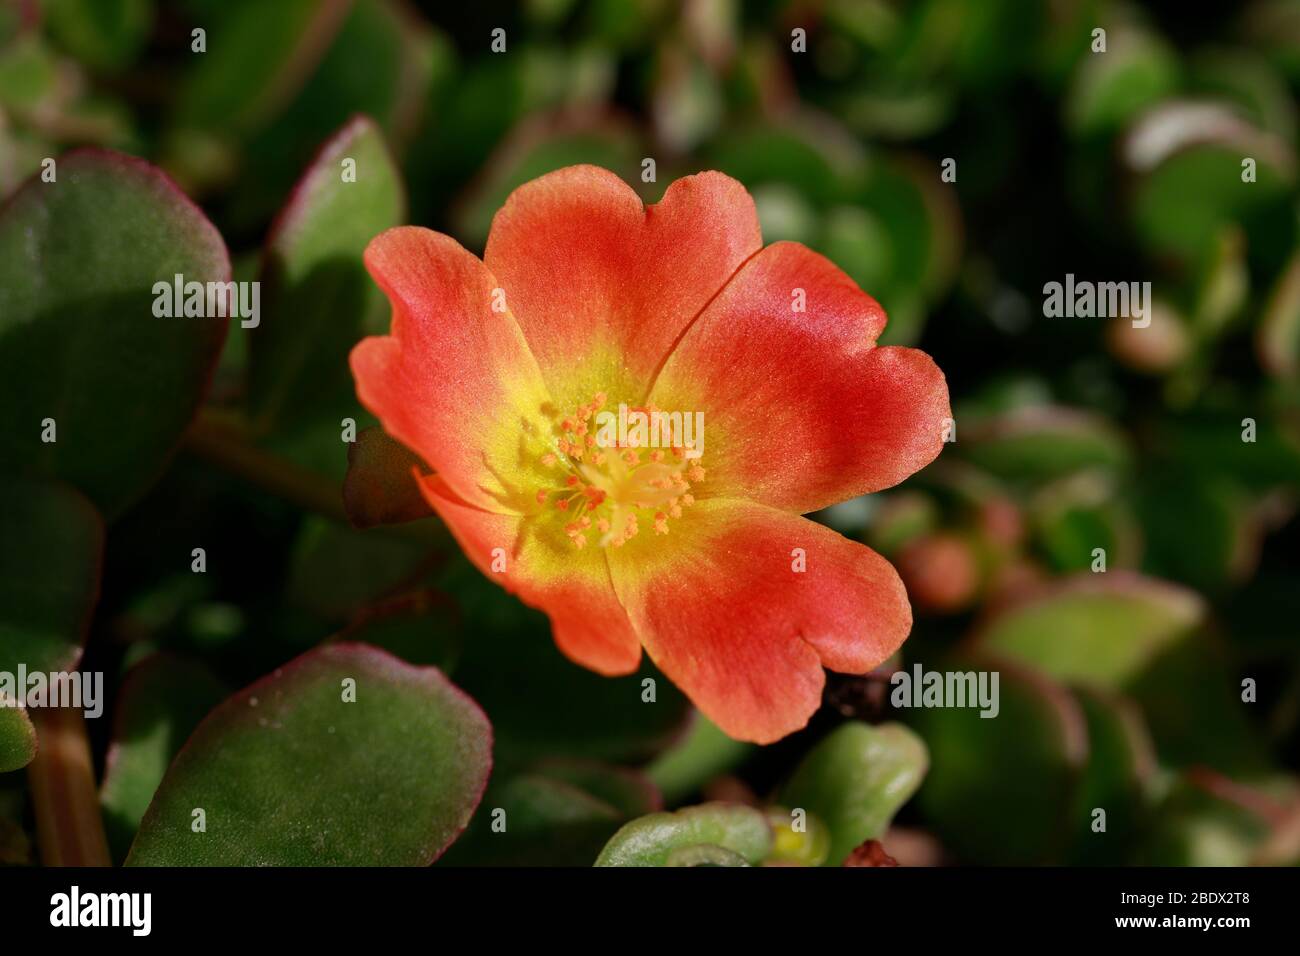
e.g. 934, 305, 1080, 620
184, 410, 447, 543
27, 707, 111, 867
184, 411, 351, 523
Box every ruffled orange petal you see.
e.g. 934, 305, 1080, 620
648, 241, 951, 513
483, 166, 762, 407
350, 227, 552, 514
607, 498, 911, 743
417, 474, 641, 676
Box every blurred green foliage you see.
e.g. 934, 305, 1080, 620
1, 0, 1299, 867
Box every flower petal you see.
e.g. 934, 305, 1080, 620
483, 166, 762, 406
417, 474, 642, 676
607, 499, 912, 743
648, 241, 951, 513
351, 227, 552, 514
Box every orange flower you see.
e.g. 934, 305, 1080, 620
350, 166, 950, 743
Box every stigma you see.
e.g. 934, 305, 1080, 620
534, 391, 704, 548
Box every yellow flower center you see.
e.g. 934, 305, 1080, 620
534, 391, 705, 549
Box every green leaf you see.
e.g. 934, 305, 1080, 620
1136, 771, 1280, 866
442, 760, 660, 866
819, 205, 895, 305
43, 0, 153, 71
932, 0, 1044, 89
408, 55, 527, 216
646, 713, 753, 805
449, 774, 623, 867
1152, 407, 1300, 491
779, 721, 928, 866
1066, 687, 1155, 864
664, 844, 752, 866
444, 560, 691, 766
453, 122, 639, 248
856, 156, 962, 311
594, 802, 772, 867
1034, 496, 1141, 574
0, 124, 50, 196
290, 0, 445, 140
1259, 248, 1300, 381
249, 115, 404, 434
342, 427, 434, 529
286, 517, 432, 622
125, 643, 491, 865
913, 655, 1087, 864
1030, 472, 1142, 573
705, 120, 863, 207
0, 477, 103, 676
1189, 50, 1297, 141
0, 702, 37, 773
866, 490, 940, 556
174, 0, 346, 133
0, 3, 24, 46
538, 759, 661, 819
0, 34, 61, 111
748, 183, 818, 244
973, 573, 1204, 688
1241, 0, 1300, 84
961, 407, 1130, 485
1065, 27, 1179, 139
836, 84, 954, 142
227, 0, 448, 231
1137, 474, 1258, 592
324, 589, 461, 672
1126, 111, 1296, 267
1129, 633, 1273, 774
0, 149, 231, 516
99, 654, 228, 861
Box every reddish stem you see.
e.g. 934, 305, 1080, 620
27, 706, 111, 867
